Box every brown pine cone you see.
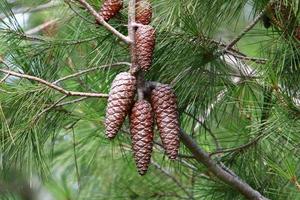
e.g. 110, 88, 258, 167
130, 100, 154, 175
105, 72, 136, 139
295, 27, 300, 41
135, 25, 156, 71
266, 1, 296, 30
151, 85, 180, 160
98, 0, 123, 23
136, 0, 152, 25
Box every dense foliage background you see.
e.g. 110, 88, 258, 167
0, 0, 299, 199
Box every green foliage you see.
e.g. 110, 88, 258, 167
0, 0, 300, 199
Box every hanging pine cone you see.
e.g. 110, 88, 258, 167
130, 100, 154, 175
97, 0, 123, 23
151, 85, 180, 159
136, 0, 152, 25
105, 72, 136, 139
135, 25, 156, 71
266, 1, 296, 30
295, 26, 300, 41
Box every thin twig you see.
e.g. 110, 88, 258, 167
75, 0, 132, 44
226, 51, 267, 64
225, 11, 266, 50
0, 68, 108, 98
34, 95, 68, 120
56, 97, 88, 107
209, 134, 266, 157
53, 62, 131, 84
0, 74, 10, 83
193, 36, 268, 64
151, 161, 195, 200
184, 111, 221, 150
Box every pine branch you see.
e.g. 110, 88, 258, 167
225, 10, 266, 50
180, 130, 269, 200
0, 68, 108, 98
75, 0, 132, 44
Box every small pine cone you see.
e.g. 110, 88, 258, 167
267, 2, 295, 30
98, 0, 123, 22
151, 85, 180, 159
136, 0, 152, 25
135, 25, 156, 71
105, 72, 136, 139
130, 100, 154, 175
295, 27, 300, 41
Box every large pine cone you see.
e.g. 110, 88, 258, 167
151, 85, 180, 160
135, 25, 156, 71
136, 0, 152, 25
130, 100, 154, 175
105, 72, 136, 139
98, 0, 123, 22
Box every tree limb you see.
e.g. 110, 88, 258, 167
180, 130, 269, 200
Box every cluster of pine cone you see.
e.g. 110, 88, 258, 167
99, 0, 180, 175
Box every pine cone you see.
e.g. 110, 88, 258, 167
105, 72, 136, 139
130, 100, 154, 175
151, 85, 180, 159
135, 25, 156, 71
136, 0, 152, 25
295, 26, 300, 41
98, 0, 123, 23
267, 1, 296, 30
